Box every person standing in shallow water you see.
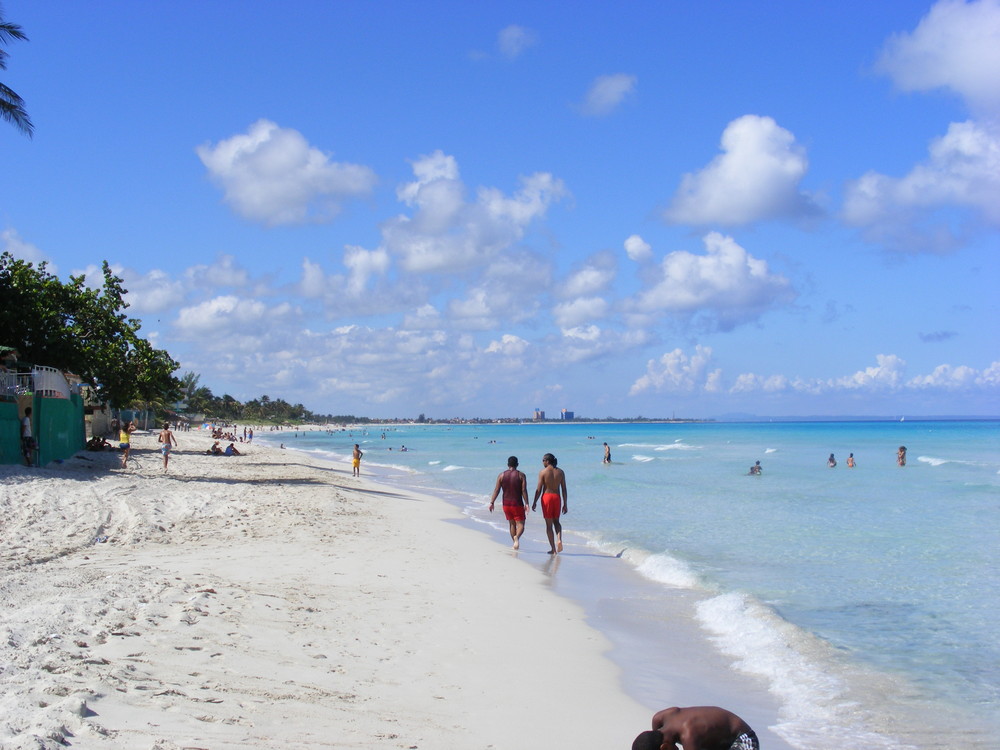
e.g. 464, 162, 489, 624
488, 456, 529, 550
603, 442, 611, 463
897, 445, 907, 467
532, 452, 568, 554
352, 444, 363, 477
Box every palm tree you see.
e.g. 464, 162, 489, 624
0, 6, 32, 138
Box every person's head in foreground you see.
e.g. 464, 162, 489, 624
633, 706, 757, 750
631, 729, 662, 750
507, 456, 518, 468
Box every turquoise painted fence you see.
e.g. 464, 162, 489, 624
0, 401, 19, 465
0, 394, 85, 466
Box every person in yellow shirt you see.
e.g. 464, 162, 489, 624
119, 421, 136, 468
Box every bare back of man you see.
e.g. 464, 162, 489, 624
489, 456, 529, 549
531, 452, 568, 554
633, 706, 758, 750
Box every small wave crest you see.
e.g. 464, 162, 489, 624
631, 454, 656, 463
619, 441, 700, 451
442, 465, 465, 472
696, 592, 908, 749
917, 456, 949, 467
634, 551, 702, 589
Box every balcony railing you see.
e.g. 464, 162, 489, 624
0, 366, 79, 401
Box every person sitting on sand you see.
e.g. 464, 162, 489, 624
224, 442, 241, 456
86, 436, 111, 451
206, 441, 223, 456
632, 706, 758, 750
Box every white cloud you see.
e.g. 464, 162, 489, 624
402, 304, 442, 330
908, 363, 978, 388
727, 356, 1000, 396
730, 372, 791, 394
383, 151, 567, 273
1, 228, 50, 269
175, 294, 288, 335
630, 232, 795, 330
561, 254, 616, 297
448, 287, 499, 329
876, 0, 1000, 115
624, 234, 653, 263
629, 345, 721, 395
485, 333, 529, 355
396, 150, 462, 211
343, 245, 390, 296
845, 1, 1000, 252
553, 296, 608, 328
120, 268, 186, 314
665, 115, 820, 226
842, 120, 1000, 250
299, 258, 328, 298
834, 353, 908, 389
581, 74, 637, 117
184, 254, 250, 289
197, 119, 377, 226
497, 25, 537, 59
978, 361, 1000, 386
561, 325, 602, 342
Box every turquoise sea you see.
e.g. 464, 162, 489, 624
261, 420, 1000, 749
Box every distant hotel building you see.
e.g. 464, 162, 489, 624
561, 409, 574, 421
533, 409, 545, 421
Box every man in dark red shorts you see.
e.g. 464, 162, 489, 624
632, 705, 759, 750
489, 456, 530, 549
532, 452, 568, 554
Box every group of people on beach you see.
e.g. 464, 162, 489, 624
488, 452, 568, 554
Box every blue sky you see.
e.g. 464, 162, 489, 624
2, 0, 998, 419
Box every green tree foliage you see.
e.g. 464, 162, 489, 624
0, 6, 33, 137
178, 374, 364, 426
0, 252, 180, 407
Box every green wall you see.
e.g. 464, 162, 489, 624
0, 401, 19, 465
0, 395, 85, 466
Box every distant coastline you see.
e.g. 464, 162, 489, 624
349, 414, 998, 427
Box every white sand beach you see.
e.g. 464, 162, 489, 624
1, 429, 656, 749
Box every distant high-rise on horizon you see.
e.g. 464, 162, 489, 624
561, 409, 574, 421
533, 409, 545, 420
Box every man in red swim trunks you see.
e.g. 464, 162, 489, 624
532, 452, 568, 554
489, 456, 530, 549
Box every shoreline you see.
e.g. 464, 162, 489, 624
273, 424, 998, 750
1, 429, 654, 748
269, 433, 800, 749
